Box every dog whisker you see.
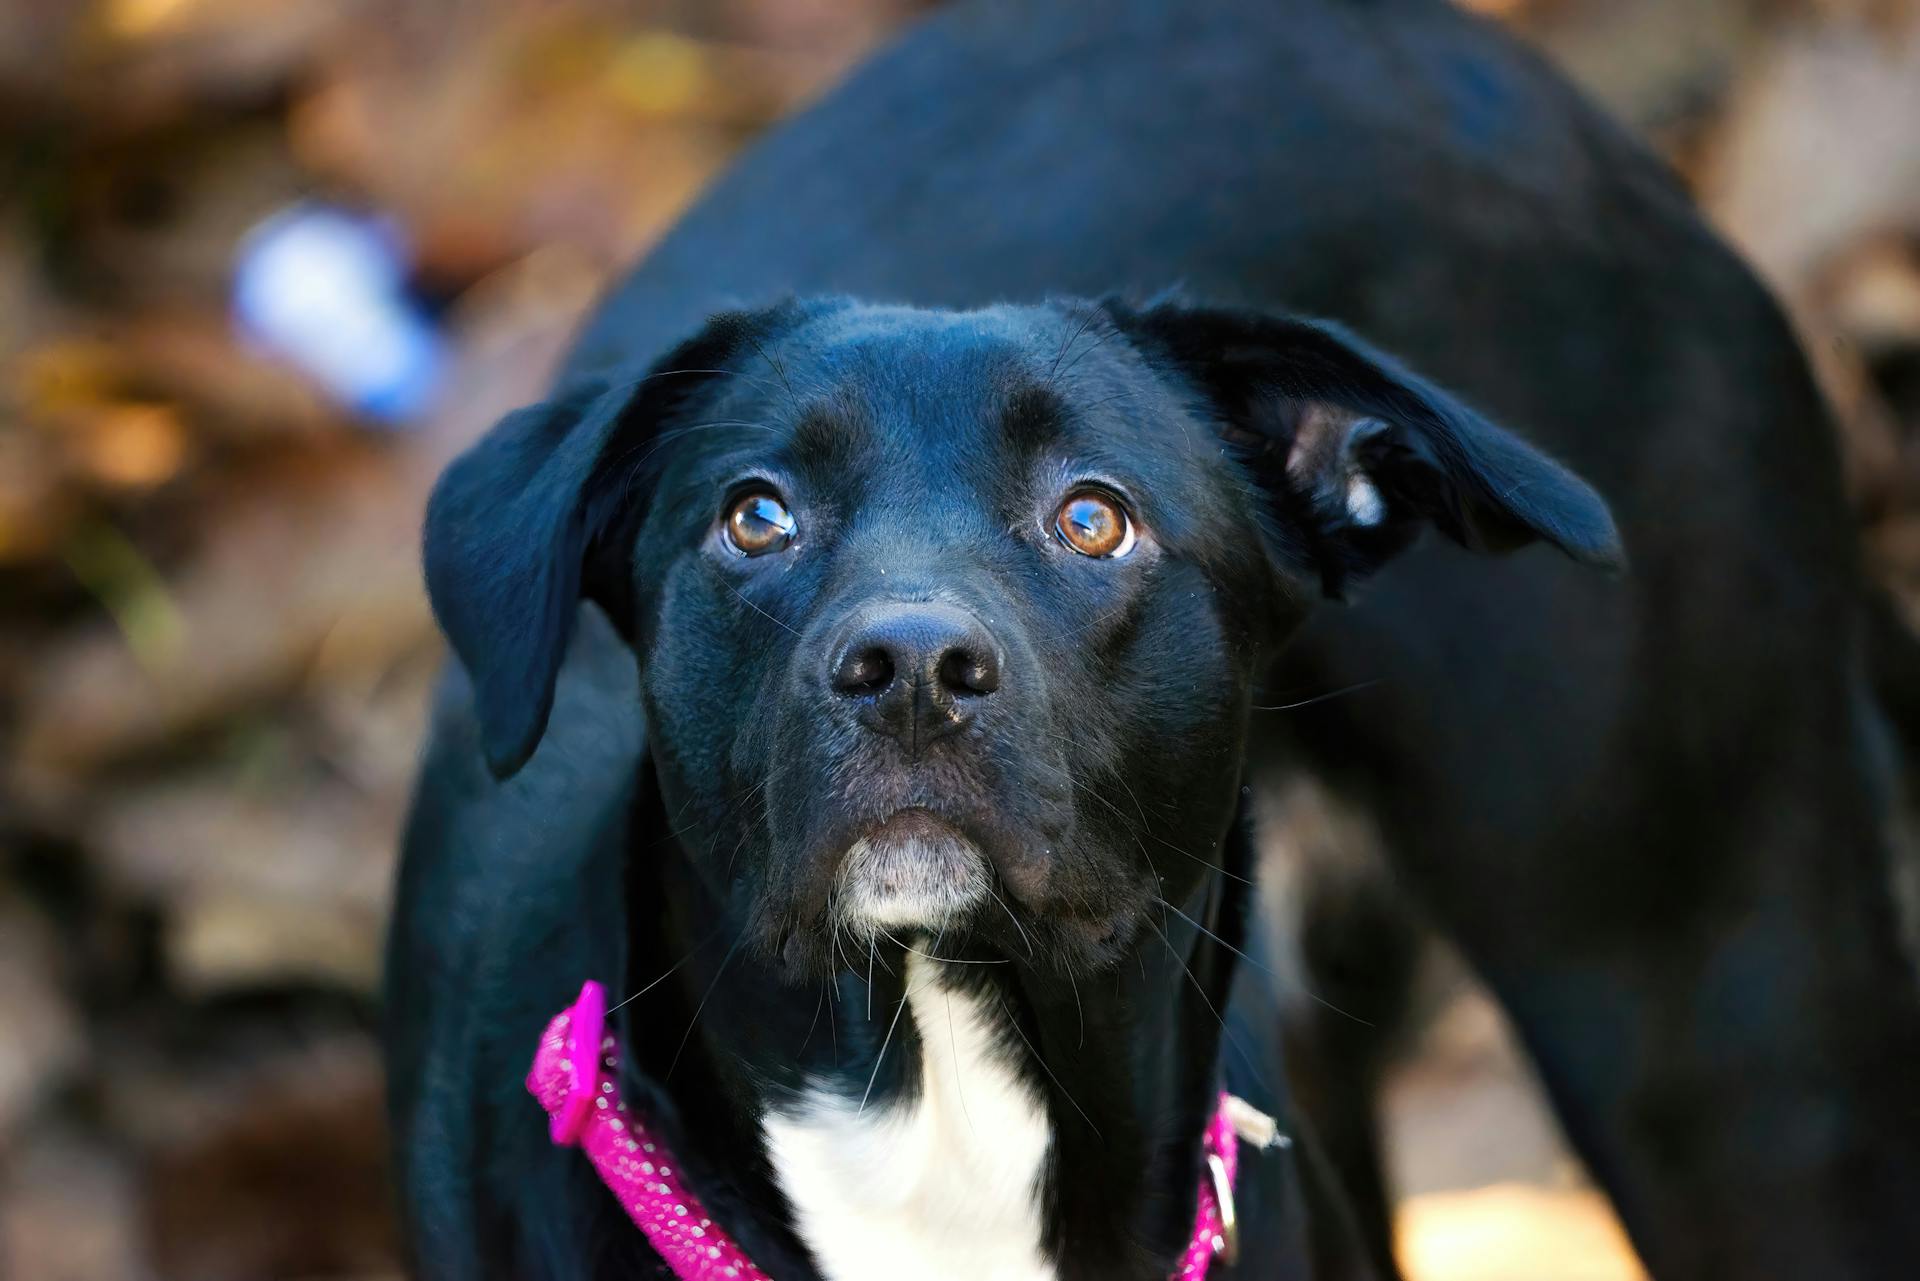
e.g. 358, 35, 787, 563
1025, 733, 1247, 887
1046, 304, 1103, 386
827, 976, 839, 1067
1149, 832, 1255, 886
801, 981, 827, 1057
1249, 678, 1382, 712
996, 996, 1101, 1138
1108, 768, 1151, 829
667, 933, 744, 1081
1052, 321, 1123, 384
1157, 892, 1372, 1027
607, 923, 728, 1015
1147, 903, 1205, 1014
927, 928, 977, 1137
721, 578, 801, 637
984, 883, 1036, 961
858, 973, 924, 1114
1031, 754, 1255, 888
601, 417, 783, 501
741, 329, 803, 414
632, 365, 793, 400
1077, 389, 1143, 414
832, 919, 855, 978
904, 947, 1008, 965
1058, 598, 1137, 641
723, 829, 753, 880
1152, 895, 1263, 972
944, 990, 976, 1136
1141, 910, 1269, 1089
660, 761, 786, 865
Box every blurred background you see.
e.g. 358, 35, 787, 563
2, 1, 1918, 1277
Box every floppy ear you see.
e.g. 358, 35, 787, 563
1108, 301, 1624, 596
423, 308, 786, 779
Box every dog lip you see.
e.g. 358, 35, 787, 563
864, 806, 961, 844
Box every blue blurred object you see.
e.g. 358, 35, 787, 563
232, 203, 446, 424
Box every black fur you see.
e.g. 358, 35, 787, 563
388, 1, 1920, 1278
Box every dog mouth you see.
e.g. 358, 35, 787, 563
831, 808, 991, 933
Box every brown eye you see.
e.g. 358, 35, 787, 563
1054, 490, 1135, 558
724, 491, 797, 556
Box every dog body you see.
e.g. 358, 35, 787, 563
387, 2, 1920, 1278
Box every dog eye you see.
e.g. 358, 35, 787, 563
724, 491, 797, 556
1054, 490, 1135, 558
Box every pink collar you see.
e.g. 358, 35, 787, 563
529, 980, 1250, 1280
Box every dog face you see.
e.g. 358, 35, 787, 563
424, 297, 1620, 978
629, 303, 1283, 975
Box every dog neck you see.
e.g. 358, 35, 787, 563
616, 811, 1253, 1281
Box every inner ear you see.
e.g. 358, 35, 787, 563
1266, 402, 1429, 597
1104, 298, 1625, 597
1277, 399, 1548, 594
1284, 403, 1395, 532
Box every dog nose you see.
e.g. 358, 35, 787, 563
829, 602, 1000, 749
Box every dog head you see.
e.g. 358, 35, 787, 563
424, 297, 1620, 977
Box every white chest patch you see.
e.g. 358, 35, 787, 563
762, 954, 1057, 1281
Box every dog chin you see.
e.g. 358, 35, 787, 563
833, 808, 990, 933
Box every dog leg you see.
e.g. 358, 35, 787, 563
1459, 785, 1920, 1280
1258, 778, 1425, 1281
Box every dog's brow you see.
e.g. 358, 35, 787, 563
787, 403, 869, 468
1000, 383, 1070, 454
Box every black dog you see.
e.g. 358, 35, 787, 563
386, 2, 1920, 1278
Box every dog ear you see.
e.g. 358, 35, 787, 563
1108, 300, 1625, 595
423, 307, 788, 779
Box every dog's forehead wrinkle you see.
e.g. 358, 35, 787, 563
803, 308, 1032, 391
683, 309, 1213, 524
804, 299, 1054, 347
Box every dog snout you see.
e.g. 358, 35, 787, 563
828, 601, 1000, 749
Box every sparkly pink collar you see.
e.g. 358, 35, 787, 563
528, 980, 1253, 1280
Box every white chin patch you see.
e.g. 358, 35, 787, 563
837, 821, 990, 930
1345, 472, 1386, 526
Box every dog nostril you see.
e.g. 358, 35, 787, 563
833, 646, 895, 697
828, 603, 1002, 730
938, 646, 999, 697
